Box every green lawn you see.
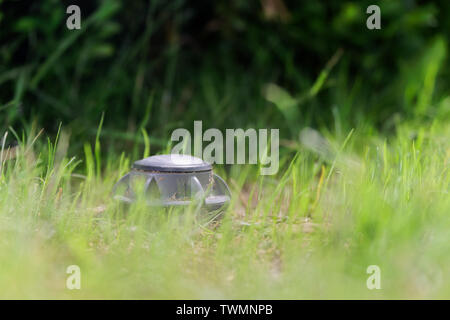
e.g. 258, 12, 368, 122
0, 118, 448, 299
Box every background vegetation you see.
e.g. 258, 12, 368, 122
2, 0, 449, 151
0, 0, 449, 299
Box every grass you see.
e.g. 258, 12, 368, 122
0, 116, 448, 299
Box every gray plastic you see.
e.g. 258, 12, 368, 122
132, 154, 212, 172
113, 154, 230, 211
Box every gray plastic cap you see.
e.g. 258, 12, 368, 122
132, 154, 212, 172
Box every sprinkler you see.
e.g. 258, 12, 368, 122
113, 154, 231, 214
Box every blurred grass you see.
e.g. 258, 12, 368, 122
0, 116, 448, 299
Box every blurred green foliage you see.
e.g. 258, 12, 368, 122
0, 0, 449, 152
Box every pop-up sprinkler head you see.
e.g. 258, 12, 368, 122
113, 154, 231, 213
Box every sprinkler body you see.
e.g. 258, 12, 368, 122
113, 154, 231, 212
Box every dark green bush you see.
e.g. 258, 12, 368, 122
1, 0, 449, 151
